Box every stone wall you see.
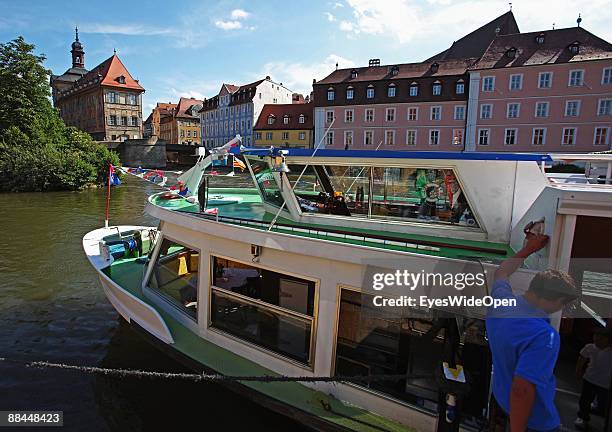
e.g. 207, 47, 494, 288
106, 136, 167, 168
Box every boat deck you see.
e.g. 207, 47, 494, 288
102, 256, 413, 432
150, 188, 513, 261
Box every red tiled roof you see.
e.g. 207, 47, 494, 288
316, 58, 476, 85
471, 27, 612, 70
76, 54, 144, 91
254, 103, 314, 130
175, 97, 203, 118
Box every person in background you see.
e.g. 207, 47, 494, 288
574, 327, 612, 428
486, 232, 578, 432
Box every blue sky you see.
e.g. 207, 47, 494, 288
2, 0, 611, 114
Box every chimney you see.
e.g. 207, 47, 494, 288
368, 59, 381, 67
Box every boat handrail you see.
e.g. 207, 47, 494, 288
548, 152, 612, 186
177, 210, 508, 256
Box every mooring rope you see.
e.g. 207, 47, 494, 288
0, 357, 432, 384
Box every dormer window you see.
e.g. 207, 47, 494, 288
409, 82, 418, 96
283, 115, 289, 124
506, 47, 517, 58
327, 87, 335, 101
391, 65, 399, 76
456, 79, 465, 94
298, 114, 305, 124
267, 115, 275, 125
346, 86, 354, 100
569, 41, 580, 54
350, 69, 358, 79
117, 75, 126, 84
431, 62, 439, 73
387, 83, 396, 97
366, 85, 375, 99
536, 33, 545, 44
432, 81, 442, 96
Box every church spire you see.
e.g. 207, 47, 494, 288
71, 26, 85, 69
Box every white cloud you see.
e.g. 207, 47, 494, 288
81, 23, 173, 36
215, 20, 242, 30
325, 12, 337, 22
332, 2, 344, 8
258, 54, 355, 96
339, 20, 354, 32
230, 9, 250, 20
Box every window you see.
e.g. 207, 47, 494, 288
345, 109, 354, 123
108, 115, 117, 125
482, 76, 495, 92
532, 128, 546, 146
187, 130, 191, 138
432, 81, 442, 95
535, 102, 549, 118
603, 68, 612, 85
250, 158, 285, 207
107, 92, 117, 103
594, 127, 609, 146
565, 100, 580, 117
364, 130, 373, 146
386, 108, 396, 122
326, 110, 334, 123
569, 70, 584, 86
407, 107, 418, 121
128, 94, 137, 105
478, 129, 490, 146
299, 114, 305, 124
298, 132, 306, 140
507, 103, 520, 119
504, 129, 517, 146
365, 109, 374, 122
562, 128, 576, 146
385, 130, 395, 145
194, 130, 197, 138
282, 132, 289, 140
509, 74, 523, 90
129, 116, 137, 126
454, 106, 465, 120
283, 115, 289, 124
147, 238, 199, 321
455, 81, 465, 94
326, 131, 334, 146
452, 129, 463, 146
255, 132, 262, 140
211, 256, 315, 365
598, 99, 612, 116
327, 89, 335, 101
480, 104, 492, 119
344, 131, 353, 147
409, 84, 418, 96
406, 130, 416, 146
346, 87, 354, 100
120, 116, 128, 126
430, 106, 441, 121
367, 86, 375, 99
539, 72, 552, 89
267, 116, 275, 125
266, 132, 273, 140
429, 130, 439, 146
388, 85, 396, 97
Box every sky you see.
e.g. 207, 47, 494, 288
1, 0, 611, 114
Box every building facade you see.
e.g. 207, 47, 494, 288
50, 29, 145, 141
254, 103, 314, 148
200, 77, 294, 148
148, 102, 177, 137
467, 27, 612, 152
157, 97, 203, 145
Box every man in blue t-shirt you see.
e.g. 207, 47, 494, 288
486, 233, 577, 432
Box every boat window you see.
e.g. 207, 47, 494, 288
210, 256, 316, 365
334, 288, 490, 422
371, 167, 478, 227
147, 238, 199, 321
249, 158, 286, 208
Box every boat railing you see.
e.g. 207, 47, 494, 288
548, 153, 612, 186
178, 210, 508, 257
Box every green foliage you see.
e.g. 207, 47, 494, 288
0, 37, 119, 192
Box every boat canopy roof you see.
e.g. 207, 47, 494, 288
233, 146, 553, 162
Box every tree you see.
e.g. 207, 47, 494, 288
0, 37, 120, 192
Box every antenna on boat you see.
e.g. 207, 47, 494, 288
266, 118, 336, 231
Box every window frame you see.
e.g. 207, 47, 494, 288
365, 108, 375, 122
385, 107, 396, 122
478, 128, 490, 146
364, 130, 374, 146
506, 102, 520, 119
384, 130, 395, 145
344, 130, 354, 147
593, 126, 610, 146
430, 106, 441, 121
561, 127, 577, 146
366, 86, 375, 99
344, 109, 354, 123
538, 71, 553, 89
603, 67, 612, 85
504, 128, 518, 146
387, 84, 396, 98
564, 100, 581, 117
406, 129, 417, 146
453, 105, 465, 121
568, 69, 584, 87
482, 76, 495, 92
532, 128, 547, 146
480, 104, 493, 119
598, 99, 612, 116
509, 73, 523, 91
535, 101, 550, 118
407, 107, 418, 121
429, 129, 440, 146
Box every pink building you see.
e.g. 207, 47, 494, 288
467, 27, 612, 152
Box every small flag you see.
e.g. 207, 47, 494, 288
233, 157, 246, 171
109, 164, 121, 186
204, 207, 218, 215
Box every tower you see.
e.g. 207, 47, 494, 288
71, 26, 85, 69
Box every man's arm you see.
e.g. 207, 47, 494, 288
509, 376, 536, 432
575, 355, 588, 378
494, 233, 549, 281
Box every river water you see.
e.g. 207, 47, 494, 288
0, 175, 304, 431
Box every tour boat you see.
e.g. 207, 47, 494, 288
83, 144, 612, 432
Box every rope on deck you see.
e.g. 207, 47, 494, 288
0, 357, 432, 384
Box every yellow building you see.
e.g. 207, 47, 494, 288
158, 97, 202, 145
254, 103, 313, 148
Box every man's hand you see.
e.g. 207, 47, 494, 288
522, 233, 549, 255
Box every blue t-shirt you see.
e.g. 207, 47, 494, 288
485, 279, 561, 431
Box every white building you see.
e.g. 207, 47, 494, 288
200, 77, 294, 148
